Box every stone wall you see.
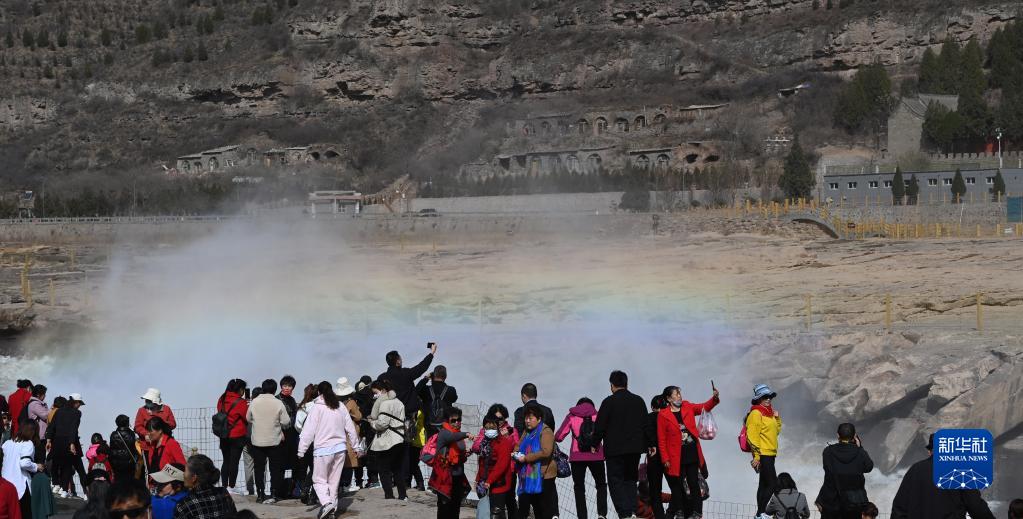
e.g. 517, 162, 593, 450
832, 201, 1010, 227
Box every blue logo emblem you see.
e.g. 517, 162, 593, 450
932, 429, 994, 490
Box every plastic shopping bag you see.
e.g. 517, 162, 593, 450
697, 409, 718, 440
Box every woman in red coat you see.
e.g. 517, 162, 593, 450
657, 385, 719, 519
144, 417, 185, 478
216, 379, 249, 490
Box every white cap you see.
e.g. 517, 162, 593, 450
141, 388, 162, 405
68, 393, 85, 405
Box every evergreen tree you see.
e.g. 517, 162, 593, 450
959, 38, 986, 97
907, 173, 920, 205
153, 22, 168, 40
937, 39, 961, 94
182, 44, 194, 63
891, 167, 905, 205
203, 15, 215, 34
956, 91, 990, 145
993, 170, 1006, 200
922, 101, 962, 151
918, 48, 941, 93
197, 41, 208, 61
4, 31, 13, 48
100, 28, 112, 46
213, 5, 225, 21
22, 29, 34, 48
57, 31, 68, 47
779, 136, 815, 198
987, 27, 1020, 89
833, 62, 892, 137
951, 168, 966, 203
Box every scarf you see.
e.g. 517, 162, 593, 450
516, 427, 543, 495
477, 436, 494, 482
751, 404, 775, 418
441, 422, 464, 467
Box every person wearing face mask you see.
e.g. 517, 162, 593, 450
471, 403, 519, 519
657, 385, 719, 519
474, 413, 511, 519
368, 380, 407, 501
134, 389, 176, 444
746, 384, 782, 518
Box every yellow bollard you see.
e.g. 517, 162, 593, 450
976, 224, 981, 238
976, 292, 984, 332
884, 294, 892, 333
805, 294, 812, 331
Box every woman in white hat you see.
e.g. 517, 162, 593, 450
335, 378, 364, 493
135, 388, 177, 440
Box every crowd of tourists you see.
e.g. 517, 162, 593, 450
0, 343, 1019, 519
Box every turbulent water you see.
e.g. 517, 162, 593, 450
9, 221, 918, 511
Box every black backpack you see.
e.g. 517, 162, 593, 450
576, 416, 597, 452
212, 396, 242, 439
17, 402, 31, 430
775, 493, 801, 519
428, 386, 449, 426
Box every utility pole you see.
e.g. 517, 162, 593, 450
996, 128, 1003, 169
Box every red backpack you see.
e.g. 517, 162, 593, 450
419, 433, 439, 467
738, 412, 752, 453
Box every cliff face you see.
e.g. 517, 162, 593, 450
0, 0, 1016, 179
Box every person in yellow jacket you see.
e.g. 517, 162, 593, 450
746, 383, 782, 518
407, 410, 427, 491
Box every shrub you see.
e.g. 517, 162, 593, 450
620, 189, 650, 212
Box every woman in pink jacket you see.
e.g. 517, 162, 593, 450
298, 382, 361, 519
555, 397, 608, 519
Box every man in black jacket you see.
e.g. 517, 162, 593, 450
377, 343, 437, 418
416, 365, 458, 437
513, 383, 555, 436
47, 392, 85, 496
815, 423, 874, 519
594, 370, 648, 519
891, 433, 994, 519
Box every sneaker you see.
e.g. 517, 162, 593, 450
345, 484, 359, 493
58, 491, 69, 499
414, 485, 426, 492
256, 495, 267, 504
364, 482, 381, 489
262, 497, 278, 505
318, 502, 336, 519
227, 488, 246, 496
